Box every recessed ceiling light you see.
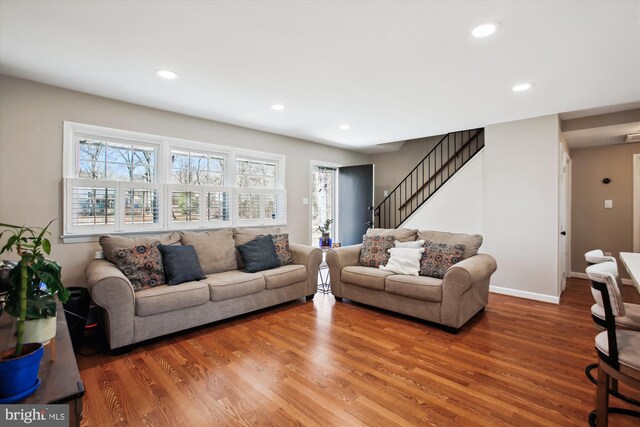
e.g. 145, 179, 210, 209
156, 69, 178, 79
339, 124, 351, 130
270, 104, 285, 111
512, 82, 533, 92
472, 22, 498, 38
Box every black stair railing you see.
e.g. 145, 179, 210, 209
374, 128, 484, 229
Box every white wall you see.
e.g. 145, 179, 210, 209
0, 75, 369, 285
400, 116, 561, 302
483, 115, 560, 302
403, 151, 484, 242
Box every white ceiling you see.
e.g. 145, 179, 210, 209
1, 1, 639, 152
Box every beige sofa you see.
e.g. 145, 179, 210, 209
86, 228, 322, 350
326, 229, 497, 331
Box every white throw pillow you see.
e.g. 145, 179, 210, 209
379, 247, 424, 276
394, 239, 425, 249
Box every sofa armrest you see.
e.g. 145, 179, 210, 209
440, 253, 497, 328
290, 243, 323, 297
326, 244, 362, 297
86, 259, 136, 349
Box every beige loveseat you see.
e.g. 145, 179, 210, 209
86, 228, 322, 350
326, 228, 497, 331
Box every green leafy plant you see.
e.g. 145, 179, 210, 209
317, 218, 334, 234
0, 220, 69, 356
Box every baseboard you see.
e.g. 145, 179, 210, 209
489, 286, 560, 304
570, 271, 634, 286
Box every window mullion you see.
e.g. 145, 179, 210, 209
199, 187, 206, 228
116, 182, 125, 232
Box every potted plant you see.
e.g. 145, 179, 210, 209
0, 220, 69, 402
317, 219, 334, 248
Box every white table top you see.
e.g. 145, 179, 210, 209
619, 252, 640, 293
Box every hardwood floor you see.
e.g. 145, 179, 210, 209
77, 278, 640, 426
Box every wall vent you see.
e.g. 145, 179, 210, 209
625, 133, 640, 143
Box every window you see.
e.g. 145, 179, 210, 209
235, 157, 285, 225
63, 122, 286, 240
236, 158, 276, 188
171, 150, 224, 185
311, 165, 336, 245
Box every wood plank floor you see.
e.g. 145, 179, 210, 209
77, 278, 640, 426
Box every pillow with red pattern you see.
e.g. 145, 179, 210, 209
358, 234, 395, 268
419, 240, 465, 279
112, 241, 165, 291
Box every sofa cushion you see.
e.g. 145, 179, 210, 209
135, 282, 210, 316
417, 230, 482, 260
394, 239, 425, 249
342, 266, 395, 291
158, 244, 206, 285
180, 229, 238, 274
237, 235, 281, 273
366, 228, 418, 242
419, 241, 465, 279
379, 247, 424, 276
385, 275, 443, 302
261, 265, 307, 290
203, 270, 266, 302
112, 241, 165, 291
100, 232, 181, 263
233, 227, 282, 268
264, 233, 294, 266
233, 227, 282, 246
358, 235, 395, 268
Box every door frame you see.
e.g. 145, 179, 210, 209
309, 160, 342, 246
634, 154, 640, 252
558, 146, 572, 294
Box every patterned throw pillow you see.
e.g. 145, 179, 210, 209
112, 241, 165, 291
419, 240, 465, 279
358, 235, 395, 268
259, 233, 294, 266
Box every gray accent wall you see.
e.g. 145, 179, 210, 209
0, 75, 369, 285
571, 142, 640, 279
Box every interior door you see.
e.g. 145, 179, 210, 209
559, 149, 571, 293
338, 164, 374, 246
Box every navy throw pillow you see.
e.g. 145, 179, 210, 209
158, 244, 206, 285
236, 235, 280, 273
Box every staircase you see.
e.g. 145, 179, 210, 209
374, 128, 484, 229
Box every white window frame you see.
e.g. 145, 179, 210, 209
62, 122, 286, 242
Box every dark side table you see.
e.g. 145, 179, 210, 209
0, 302, 84, 426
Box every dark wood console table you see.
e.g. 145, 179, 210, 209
0, 302, 84, 426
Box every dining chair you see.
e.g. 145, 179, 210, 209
583, 251, 640, 406
585, 261, 640, 426
584, 250, 640, 331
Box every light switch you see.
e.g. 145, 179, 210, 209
604, 200, 613, 209
383, 190, 389, 197
303, 197, 309, 205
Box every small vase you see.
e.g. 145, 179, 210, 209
320, 233, 332, 248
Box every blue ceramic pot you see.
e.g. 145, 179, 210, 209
0, 342, 44, 399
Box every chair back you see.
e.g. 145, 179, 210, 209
584, 249, 624, 296
586, 261, 625, 318
586, 261, 626, 368
584, 249, 617, 266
